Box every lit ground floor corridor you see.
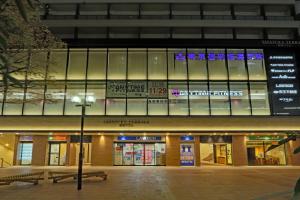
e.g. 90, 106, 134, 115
0, 166, 300, 200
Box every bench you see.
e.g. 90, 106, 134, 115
0, 172, 44, 186
48, 171, 107, 183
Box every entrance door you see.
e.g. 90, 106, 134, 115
145, 144, 155, 165
75, 143, 92, 165
49, 143, 67, 166
134, 143, 144, 165
20, 142, 33, 165
123, 143, 134, 165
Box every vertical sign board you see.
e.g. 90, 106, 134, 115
266, 50, 300, 115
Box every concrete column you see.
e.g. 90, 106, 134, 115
194, 136, 201, 166
232, 135, 248, 166
166, 135, 180, 166
32, 135, 48, 166
65, 136, 71, 166
286, 138, 300, 166
13, 135, 19, 165
68, 143, 77, 166
91, 135, 113, 166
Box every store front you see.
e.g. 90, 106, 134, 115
200, 136, 233, 165
18, 136, 33, 165
48, 136, 67, 166
113, 136, 166, 166
247, 136, 287, 166
71, 135, 92, 165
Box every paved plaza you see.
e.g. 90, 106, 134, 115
0, 166, 300, 200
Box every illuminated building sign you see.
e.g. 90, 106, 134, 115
117, 136, 162, 141
175, 52, 263, 61
171, 89, 243, 97
266, 50, 300, 115
48, 136, 67, 141
180, 136, 194, 141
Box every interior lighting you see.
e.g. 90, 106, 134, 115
71, 96, 81, 104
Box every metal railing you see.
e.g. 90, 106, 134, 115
0, 158, 12, 168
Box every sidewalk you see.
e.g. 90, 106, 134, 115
0, 166, 299, 200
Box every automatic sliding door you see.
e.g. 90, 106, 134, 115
134, 144, 144, 165
20, 142, 33, 165
145, 144, 155, 165
123, 143, 134, 165
49, 143, 60, 165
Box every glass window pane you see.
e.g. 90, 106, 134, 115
67, 49, 87, 80
64, 82, 85, 115
87, 48, 107, 80
0, 83, 3, 114
86, 81, 105, 115
3, 86, 25, 115
23, 82, 44, 115
127, 99, 147, 115
230, 82, 251, 115
247, 49, 266, 80
107, 48, 127, 80
106, 81, 126, 98
128, 48, 147, 80
250, 82, 270, 115
44, 82, 65, 115
210, 82, 230, 115
187, 49, 207, 80
168, 48, 187, 80
148, 48, 167, 80
227, 49, 247, 80
189, 82, 209, 115
148, 81, 168, 115
208, 49, 227, 80
168, 81, 189, 115
28, 50, 48, 80
10, 50, 28, 80
47, 49, 67, 80
106, 99, 126, 115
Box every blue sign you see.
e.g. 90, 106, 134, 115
180, 136, 194, 141
117, 136, 162, 141
180, 144, 195, 166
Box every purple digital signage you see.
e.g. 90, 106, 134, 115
175, 52, 264, 61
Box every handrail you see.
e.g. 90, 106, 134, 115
0, 158, 12, 168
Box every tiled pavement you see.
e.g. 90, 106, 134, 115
0, 166, 300, 200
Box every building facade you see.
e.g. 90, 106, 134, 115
1, 0, 300, 167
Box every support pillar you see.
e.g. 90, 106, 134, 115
166, 135, 180, 166
32, 135, 48, 166
286, 138, 300, 166
232, 135, 248, 166
194, 136, 201, 166
91, 135, 113, 166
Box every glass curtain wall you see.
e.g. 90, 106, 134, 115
1, 48, 270, 116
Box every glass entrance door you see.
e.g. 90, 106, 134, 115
145, 144, 155, 165
114, 143, 165, 166
49, 143, 67, 166
134, 144, 144, 165
19, 142, 33, 165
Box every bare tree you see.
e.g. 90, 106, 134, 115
0, 0, 65, 106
